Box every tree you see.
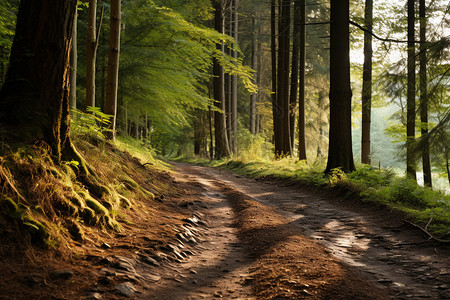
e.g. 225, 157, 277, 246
70, 3, 78, 111
250, 15, 257, 135
361, 0, 373, 165
406, 0, 416, 179
297, 0, 307, 160
0, 0, 79, 164
289, 0, 300, 153
276, 0, 291, 157
104, 0, 121, 140
271, 0, 278, 151
85, 0, 103, 110
419, 0, 432, 187
213, 0, 231, 158
325, 0, 356, 173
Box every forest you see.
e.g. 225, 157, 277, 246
0, 0, 449, 299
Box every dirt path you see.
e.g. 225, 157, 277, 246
145, 163, 449, 299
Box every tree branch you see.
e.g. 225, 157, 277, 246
349, 20, 425, 44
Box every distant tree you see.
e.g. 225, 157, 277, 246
325, 0, 356, 173
0, 0, 80, 164
85, 0, 103, 110
297, 0, 306, 160
104, 0, 121, 140
361, 0, 373, 165
419, 0, 432, 187
406, 0, 417, 179
70, 3, 78, 111
289, 0, 300, 153
271, 0, 279, 150
276, 0, 291, 157
250, 15, 257, 135
213, 0, 231, 158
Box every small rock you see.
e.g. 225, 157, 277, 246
101, 243, 111, 249
50, 270, 74, 280
84, 292, 103, 300
114, 282, 136, 298
190, 269, 197, 274
146, 274, 161, 282
142, 256, 160, 267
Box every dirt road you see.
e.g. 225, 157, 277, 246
142, 163, 450, 299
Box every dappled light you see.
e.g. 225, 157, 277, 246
0, 0, 448, 298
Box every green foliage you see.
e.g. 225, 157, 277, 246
71, 107, 112, 139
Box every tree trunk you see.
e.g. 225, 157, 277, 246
289, 0, 300, 153
231, 0, 238, 153
104, 0, 121, 141
325, 0, 356, 173
277, 0, 291, 157
361, 0, 373, 165
0, 0, 77, 164
297, 0, 307, 160
250, 16, 257, 135
85, 0, 100, 109
406, 0, 417, 180
70, 5, 78, 111
213, 0, 230, 159
419, 0, 431, 187
271, 0, 279, 151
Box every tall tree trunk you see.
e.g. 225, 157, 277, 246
214, 0, 230, 159
104, 0, 121, 140
289, 0, 301, 153
419, 0, 431, 187
297, 0, 307, 160
406, 0, 416, 179
256, 12, 262, 136
325, 0, 356, 173
85, 0, 103, 110
277, 0, 291, 157
0, 0, 77, 164
231, 0, 239, 153
250, 16, 257, 135
361, 0, 373, 165
271, 0, 279, 150
70, 4, 78, 111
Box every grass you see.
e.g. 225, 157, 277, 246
183, 154, 450, 237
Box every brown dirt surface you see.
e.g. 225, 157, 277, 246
1, 159, 449, 299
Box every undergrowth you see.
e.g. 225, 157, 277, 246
0, 110, 165, 250
184, 129, 449, 237
214, 157, 450, 236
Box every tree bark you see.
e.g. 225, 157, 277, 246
70, 5, 78, 111
419, 0, 431, 187
213, 0, 230, 159
0, 0, 77, 164
361, 0, 373, 165
406, 0, 417, 180
104, 0, 121, 141
250, 16, 257, 135
271, 0, 279, 151
86, 0, 99, 109
289, 0, 300, 153
231, 0, 238, 153
276, 0, 291, 157
325, 0, 356, 173
297, 0, 307, 160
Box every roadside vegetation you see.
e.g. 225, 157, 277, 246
181, 130, 450, 238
